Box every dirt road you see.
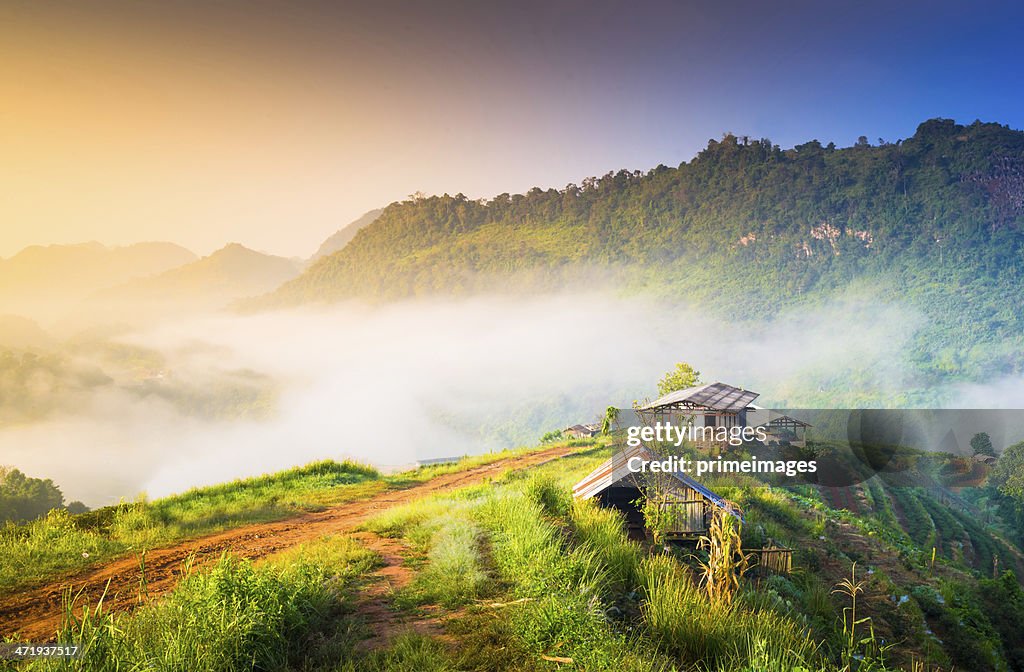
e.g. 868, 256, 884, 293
0, 444, 580, 641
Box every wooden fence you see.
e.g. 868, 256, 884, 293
745, 546, 793, 576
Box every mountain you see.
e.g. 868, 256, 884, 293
310, 208, 383, 261
0, 242, 197, 299
264, 119, 1024, 386
104, 243, 302, 310
0, 241, 198, 325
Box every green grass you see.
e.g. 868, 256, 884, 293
917, 494, 967, 561
335, 633, 457, 672
639, 554, 818, 670
0, 460, 382, 593
26, 535, 378, 672
363, 493, 491, 608
0, 442, 588, 595
7, 437, 1020, 671
863, 476, 899, 529
360, 462, 848, 671
471, 478, 666, 671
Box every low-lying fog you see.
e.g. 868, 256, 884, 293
2, 291, 1021, 506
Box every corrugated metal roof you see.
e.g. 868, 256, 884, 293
746, 406, 812, 428
572, 445, 741, 520
639, 382, 759, 412
571, 444, 653, 500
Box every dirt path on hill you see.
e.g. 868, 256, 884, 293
348, 532, 452, 651
0, 444, 580, 642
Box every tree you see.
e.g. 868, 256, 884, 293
540, 429, 563, 444
0, 467, 65, 524
657, 362, 702, 396
600, 406, 619, 435
972, 432, 996, 457
67, 501, 89, 515
990, 441, 1024, 499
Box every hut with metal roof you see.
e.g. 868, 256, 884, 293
746, 405, 812, 448
572, 444, 741, 541
637, 381, 759, 434
564, 424, 600, 439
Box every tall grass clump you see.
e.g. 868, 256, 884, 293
420, 518, 488, 607
29, 536, 377, 672
475, 488, 579, 596
639, 554, 818, 670
569, 497, 641, 593
524, 473, 572, 516
472, 484, 664, 671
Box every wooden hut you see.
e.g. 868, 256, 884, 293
564, 424, 600, 439
747, 406, 812, 448
636, 382, 760, 448
572, 444, 741, 541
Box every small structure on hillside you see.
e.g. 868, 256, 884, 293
565, 424, 600, 439
415, 456, 462, 468
572, 444, 741, 541
973, 453, 997, 466
745, 544, 794, 576
637, 384, 813, 449
637, 382, 760, 448
747, 406, 812, 448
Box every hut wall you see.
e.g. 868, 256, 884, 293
655, 485, 708, 537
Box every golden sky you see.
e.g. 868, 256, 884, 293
1, 2, 621, 258
2, 1, 1020, 258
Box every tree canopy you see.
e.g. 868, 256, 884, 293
266, 119, 1024, 386
972, 432, 996, 457
991, 441, 1024, 500
0, 467, 67, 524
657, 362, 703, 396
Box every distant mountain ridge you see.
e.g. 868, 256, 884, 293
104, 243, 301, 309
263, 118, 1024, 383
0, 242, 197, 297
0, 242, 199, 323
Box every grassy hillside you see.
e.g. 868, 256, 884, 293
266, 118, 1024, 384
6, 439, 1024, 671
0, 446, 549, 594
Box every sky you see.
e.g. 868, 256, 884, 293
2, 0, 1024, 259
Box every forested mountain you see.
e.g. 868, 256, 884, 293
310, 208, 383, 261
267, 119, 1024, 384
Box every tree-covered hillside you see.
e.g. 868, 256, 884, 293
267, 119, 1024, 384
